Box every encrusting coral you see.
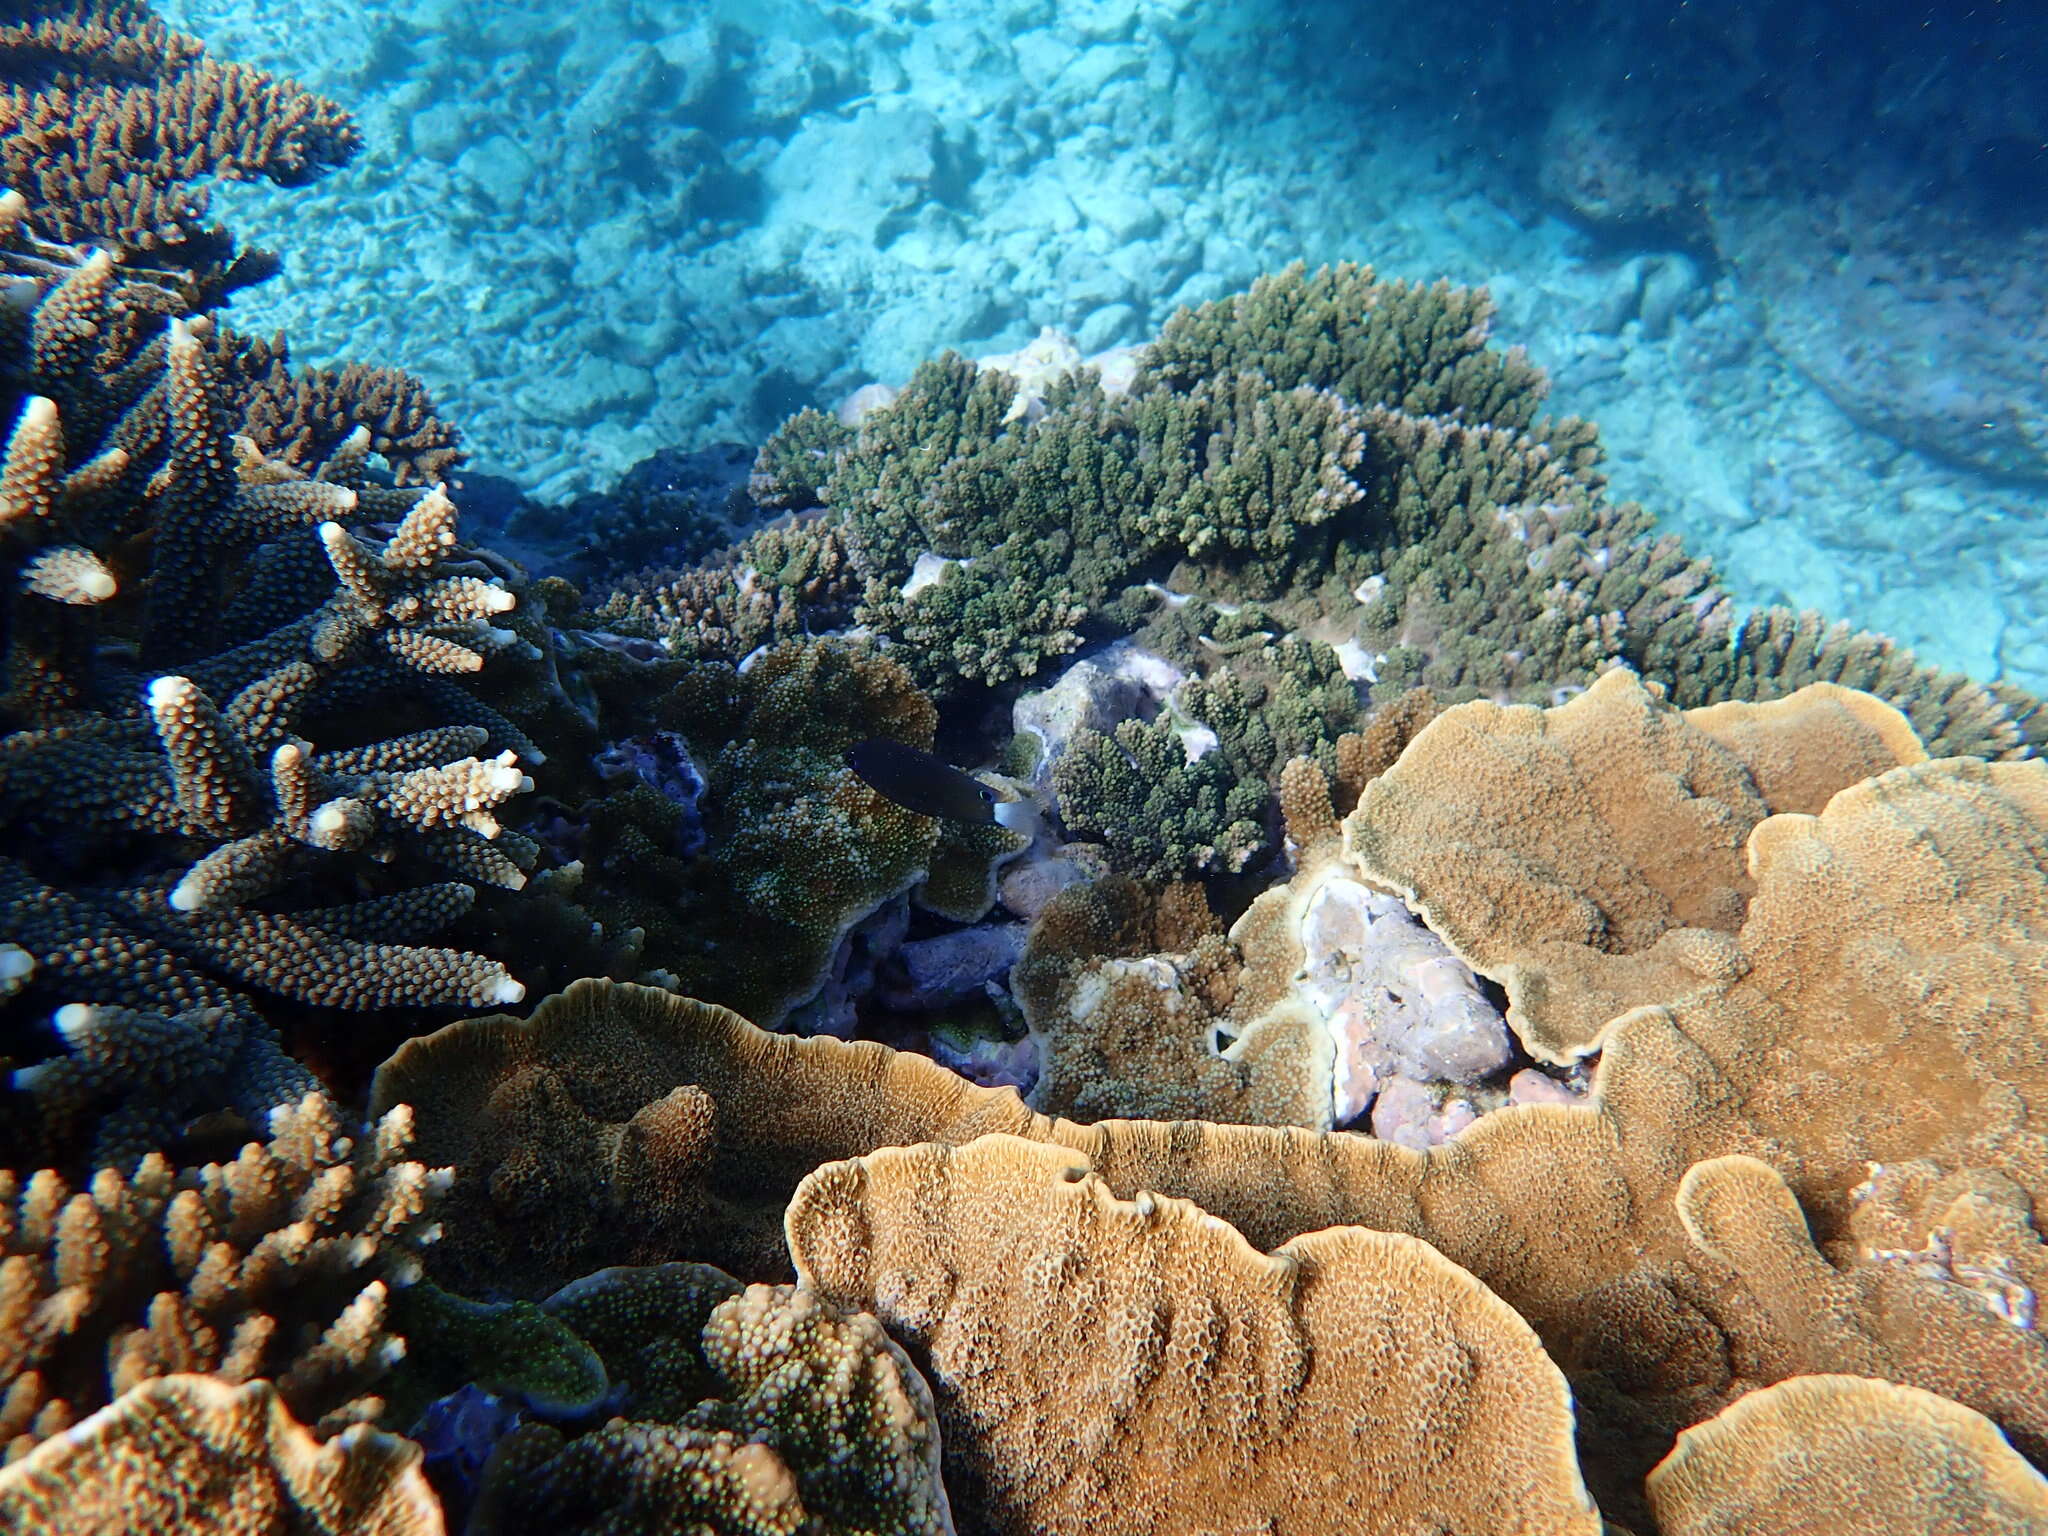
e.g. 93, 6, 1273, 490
786, 1133, 1601, 1536
0, 1093, 447, 1458
0, 1372, 443, 1535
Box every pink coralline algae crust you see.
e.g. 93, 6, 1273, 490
1295, 873, 1515, 1135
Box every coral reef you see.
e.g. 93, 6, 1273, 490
11, 11, 2048, 1526
371, 726, 2048, 1530
0, 205, 558, 1146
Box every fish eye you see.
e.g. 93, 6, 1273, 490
979, 786, 995, 802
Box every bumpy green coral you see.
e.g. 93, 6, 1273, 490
594, 515, 861, 666
1175, 631, 1362, 782
1053, 716, 1269, 881
386, 1280, 608, 1422
540, 1262, 740, 1423
468, 1264, 953, 1536
918, 807, 1030, 923
630, 640, 940, 1027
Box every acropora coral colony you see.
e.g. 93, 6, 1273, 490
2, 4, 2047, 1534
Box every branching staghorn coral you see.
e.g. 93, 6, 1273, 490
0, 0, 360, 267
0, 194, 562, 1160
0, 1093, 447, 1459
219, 332, 463, 489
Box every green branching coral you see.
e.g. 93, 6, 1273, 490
824, 353, 1019, 578
856, 538, 1090, 691
1136, 259, 1588, 453
731, 345, 1377, 695
749, 406, 853, 511
1052, 716, 1269, 881
1123, 371, 1366, 594
594, 514, 862, 667
1143, 603, 1364, 778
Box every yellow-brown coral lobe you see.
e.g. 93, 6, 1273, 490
1344, 669, 1928, 1062
1646, 1374, 2048, 1536
786, 1133, 1601, 1536
0, 1374, 442, 1535
369, 979, 1047, 1294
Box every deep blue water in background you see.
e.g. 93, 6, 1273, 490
163, 0, 2048, 686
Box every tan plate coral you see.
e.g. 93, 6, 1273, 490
1344, 668, 1928, 1061
379, 731, 2048, 1527
1646, 1374, 2048, 1536
786, 1133, 1601, 1536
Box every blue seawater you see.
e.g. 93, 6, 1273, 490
161, 0, 2047, 687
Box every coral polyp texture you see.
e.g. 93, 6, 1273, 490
0, 1373, 443, 1535
8, 4, 2048, 1526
